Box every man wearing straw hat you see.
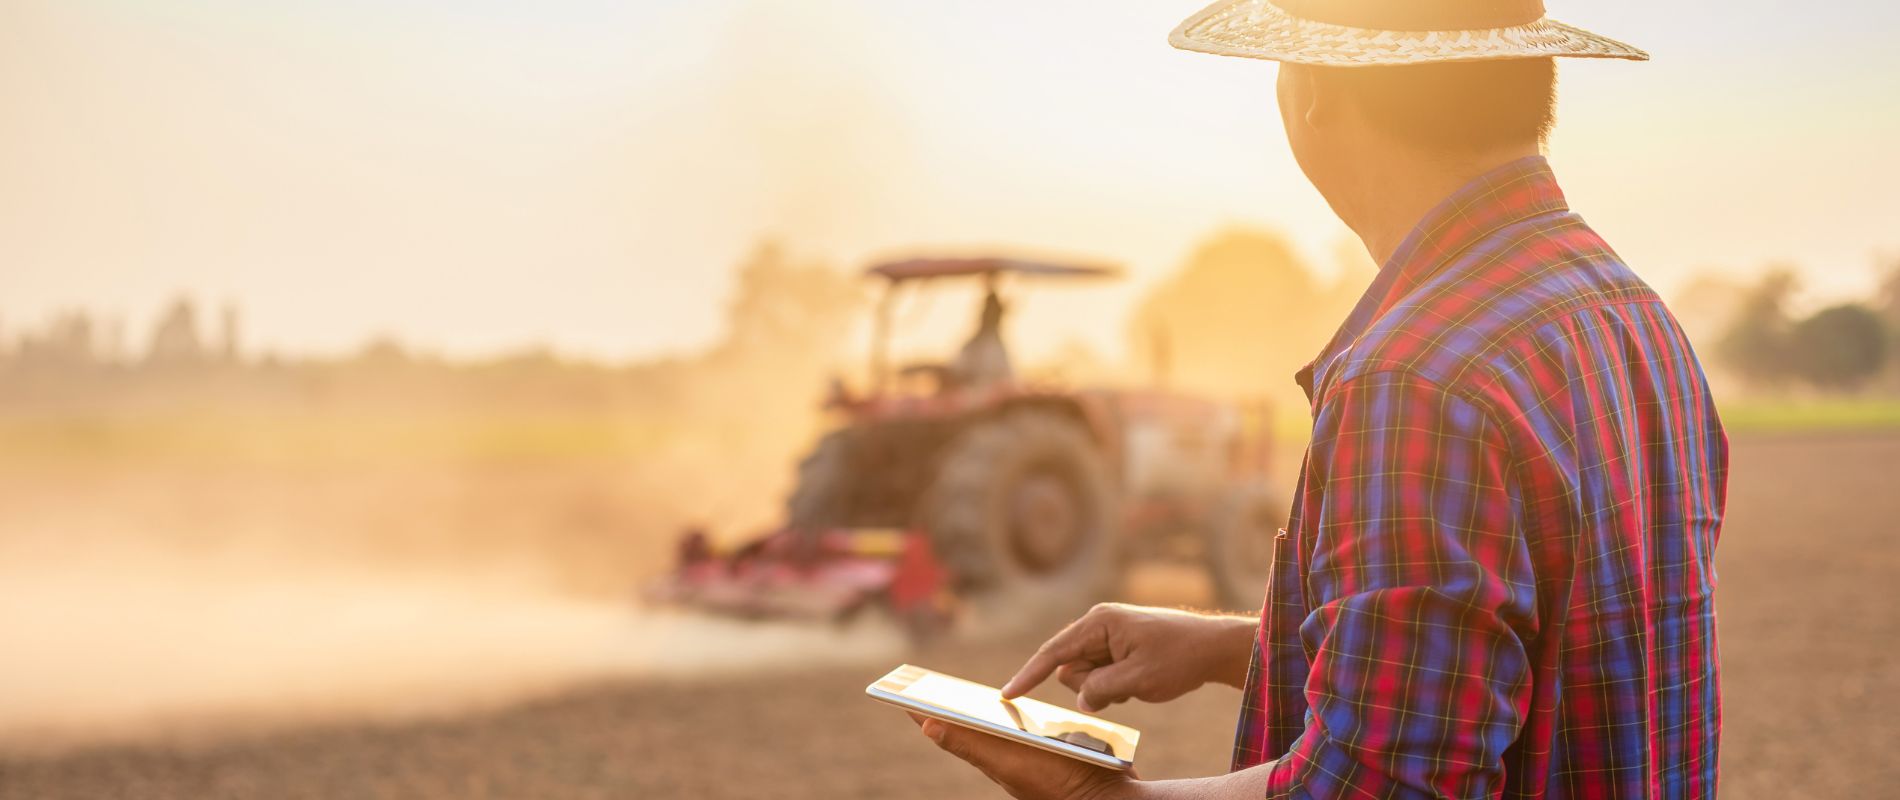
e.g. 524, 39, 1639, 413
914, 1, 1727, 798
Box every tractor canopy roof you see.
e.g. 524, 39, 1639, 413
866, 257, 1120, 283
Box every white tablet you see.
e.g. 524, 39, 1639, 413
866, 664, 1140, 771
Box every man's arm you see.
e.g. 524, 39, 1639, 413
1198, 612, 1258, 690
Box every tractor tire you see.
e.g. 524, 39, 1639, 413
787, 430, 850, 534
923, 409, 1120, 625
1204, 483, 1287, 611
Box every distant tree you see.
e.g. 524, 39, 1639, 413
146, 297, 206, 367
14, 311, 100, 368
354, 336, 413, 368
1128, 227, 1342, 403
1876, 253, 1900, 380
219, 303, 242, 364
1715, 268, 1799, 390
1788, 304, 1888, 391
1327, 236, 1379, 305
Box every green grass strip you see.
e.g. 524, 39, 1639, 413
1719, 398, 1900, 433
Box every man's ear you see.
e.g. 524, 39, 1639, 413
1276, 63, 1327, 139
1294, 65, 1334, 131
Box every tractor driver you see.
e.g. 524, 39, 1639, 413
953, 288, 1013, 390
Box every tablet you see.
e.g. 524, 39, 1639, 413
865, 664, 1140, 771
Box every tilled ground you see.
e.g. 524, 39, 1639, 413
2, 433, 1895, 799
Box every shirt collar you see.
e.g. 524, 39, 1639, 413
1295, 156, 1570, 406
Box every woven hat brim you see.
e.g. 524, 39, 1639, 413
1170, 0, 1649, 67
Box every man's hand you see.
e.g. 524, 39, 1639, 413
912, 713, 1275, 800
1002, 603, 1256, 712
912, 714, 1135, 800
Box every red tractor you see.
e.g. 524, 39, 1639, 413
649, 258, 1284, 636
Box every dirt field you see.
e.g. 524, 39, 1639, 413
2, 433, 1896, 799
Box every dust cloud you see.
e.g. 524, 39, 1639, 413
0, 246, 888, 755
0, 548, 904, 754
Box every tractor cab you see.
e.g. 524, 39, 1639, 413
828, 258, 1119, 412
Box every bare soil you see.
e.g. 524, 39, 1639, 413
2, 433, 1895, 799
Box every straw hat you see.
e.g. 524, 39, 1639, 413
1170, 0, 1648, 67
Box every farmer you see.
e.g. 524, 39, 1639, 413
955, 288, 1015, 389
915, 2, 1728, 798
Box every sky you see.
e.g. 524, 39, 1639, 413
2, 0, 1897, 363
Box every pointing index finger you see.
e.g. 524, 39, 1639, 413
1001, 616, 1101, 698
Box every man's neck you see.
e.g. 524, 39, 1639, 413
1340, 143, 1544, 266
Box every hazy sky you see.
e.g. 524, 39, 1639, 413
3, 0, 1897, 362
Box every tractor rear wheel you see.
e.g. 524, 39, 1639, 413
924, 410, 1120, 622
1205, 483, 1286, 611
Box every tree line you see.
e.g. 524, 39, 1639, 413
1713, 259, 1900, 393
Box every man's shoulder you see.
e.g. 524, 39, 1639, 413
1333, 214, 1661, 395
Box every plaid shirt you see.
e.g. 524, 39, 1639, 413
1232, 157, 1728, 799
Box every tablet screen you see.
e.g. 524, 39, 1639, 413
869, 665, 1140, 762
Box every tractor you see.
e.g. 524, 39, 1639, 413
648, 257, 1284, 636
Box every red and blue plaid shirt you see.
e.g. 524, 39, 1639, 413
1233, 157, 1728, 798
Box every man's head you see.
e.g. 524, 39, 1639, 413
1276, 57, 1556, 216
1169, 1, 1639, 261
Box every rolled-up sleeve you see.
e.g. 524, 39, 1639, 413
1265, 370, 1536, 799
